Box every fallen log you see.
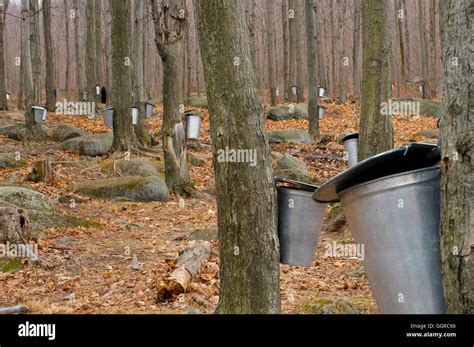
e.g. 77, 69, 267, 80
157, 242, 211, 302
0, 305, 29, 315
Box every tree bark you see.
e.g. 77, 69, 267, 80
20, 0, 33, 113
74, 0, 86, 99
314, 1, 327, 89
0, 0, 9, 110
132, 0, 150, 146
111, 0, 134, 152
337, 1, 346, 104
151, 0, 194, 196
418, 0, 431, 100
305, 0, 319, 139
330, 0, 337, 97
195, 0, 280, 314
288, 0, 296, 102
64, 0, 71, 98
352, 0, 361, 97
395, 0, 405, 91
29, 0, 40, 105
439, 0, 473, 314
95, 0, 103, 85
359, 0, 393, 161
43, 0, 56, 110
265, 0, 277, 106
401, 0, 411, 77
281, 0, 290, 101
295, 1, 304, 103
85, 0, 96, 103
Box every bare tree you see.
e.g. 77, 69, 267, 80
85, 0, 96, 102
43, 0, 56, 110
151, 0, 194, 196
64, 0, 71, 98
418, 0, 431, 99
20, 0, 33, 110
295, 1, 304, 103
195, 0, 280, 314
111, 0, 134, 152
359, 0, 393, 160
439, 0, 473, 314
305, 0, 319, 139
288, 0, 296, 101
265, 0, 276, 105
0, 0, 9, 110
281, 0, 290, 101
352, 0, 361, 97
29, 0, 40, 105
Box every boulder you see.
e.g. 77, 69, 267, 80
0, 123, 50, 141
52, 124, 90, 142
188, 154, 208, 167
0, 124, 26, 140
189, 228, 218, 241
0, 154, 26, 169
62, 132, 113, 157
275, 153, 308, 174
416, 128, 439, 139
268, 129, 314, 145
393, 98, 443, 117
71, 176, 170, 202
299, 297, 366, 314
102, 158, 163, 177
0, 186, 54, 212
184, 96, 208, 108
267, 103, 308, 120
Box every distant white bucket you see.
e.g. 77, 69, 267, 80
32, 106, 47, 124
96, 85, 101, 96
132, 106, 139, 125
318, 106, 326, 119
5, 93, 10, 100
145, 103, 154, 119
318, 85, 326, 98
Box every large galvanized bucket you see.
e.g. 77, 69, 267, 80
339, 166, 445, 314
185, 111, 202, 140
342, 133, 359, 168
103, 107, 114, 127
277, 179, 325, 267
32, 106, 47, 124
132, 106, 139, 125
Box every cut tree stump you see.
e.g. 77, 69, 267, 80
157, 242, 212, 302
27, 159, 54, 183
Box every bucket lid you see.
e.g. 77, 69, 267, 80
275, 177, 319, 192
313, 143, 440, 203
342, 133, 359, 142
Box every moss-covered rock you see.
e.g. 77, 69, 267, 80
62, 132, 113, 157
299, 297, 362, 314
268, 129, 315, 145
101, 158, 163, 177
71, 176, 170, 202
325, 204, 347, 233
0, 187, 54, 212
267, 103, 308, 120
0, 154, 26, 169
52, 124, 90, 142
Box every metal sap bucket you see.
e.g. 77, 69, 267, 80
185, 111, 202, 140
6, 92, 10, 100
96, 84, 101, 96
342, 133, 359, 168
318, 85, 326, 98
103, 107, 114, 127
32, 106, 47, 123
132, 106, 139, 125
318, 106, 326, 119
338, 166, 445, 313
276, 178, 325, 267
145, 102, 154, 119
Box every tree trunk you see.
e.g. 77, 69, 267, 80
95, 0, 103, 86
20, 0, 33, 113
43, 0, 56, 110
305, 0, 319, 139
132, 0, 150, 146
74, 0, 86, 99
337, 2, 346, 104
439, 0, 473, 314
295, 1, 304, 103
418, 0, 431, 100
352, 0, 361, 97
282, 0, 290, 102
265, 0, 276, 106
64, 0, 71, 98
288, 0, 296, 102
29, 0, 40, 105
27, 159, 54, 183
395, 0, 405, 91
401, 0, 411, 77
111, 0, 134, 152
0, 0, 8, 111
195, 0, 280, 314
151, 0, 194, 196
428, 0, 437, 97
330, 0, 337, 97
359, 0, 393, 161
85, 0, 96, 103
314, 1, 327, 89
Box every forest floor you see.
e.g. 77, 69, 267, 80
0, 100, 438, 314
